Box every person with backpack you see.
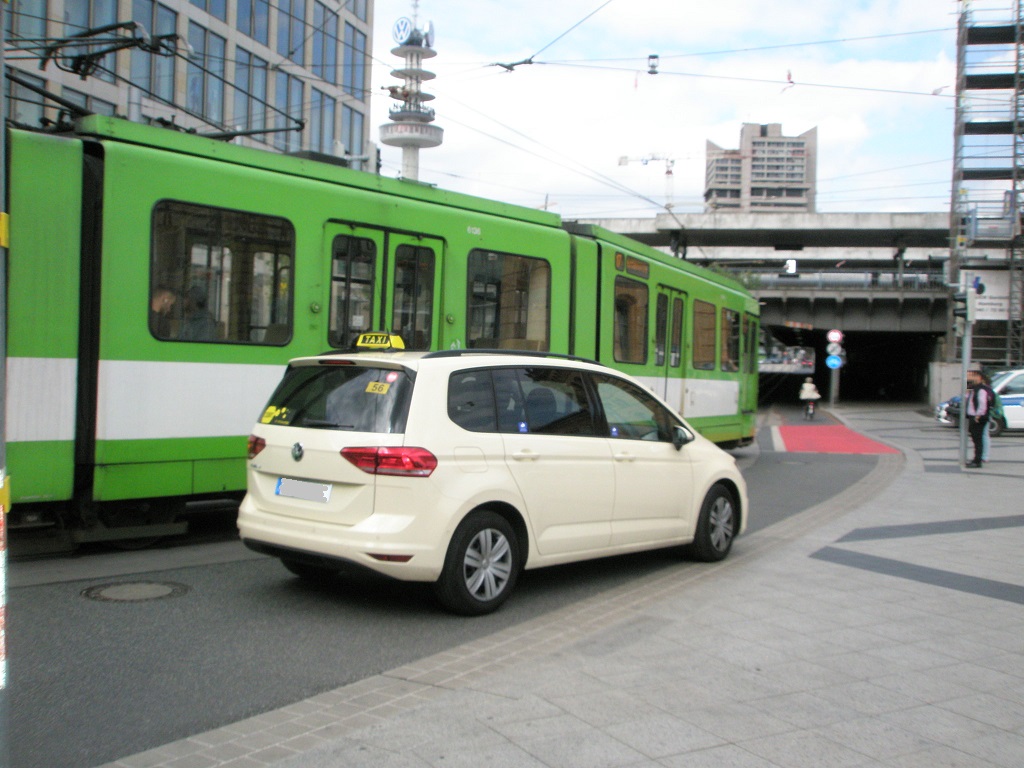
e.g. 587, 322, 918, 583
980, 371, 1001, 464
966, 369, 993, 468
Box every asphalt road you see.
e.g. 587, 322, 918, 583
7, 406, 881, 768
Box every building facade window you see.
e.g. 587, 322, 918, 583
187, 22, 226, 124
310, 89, 336, 154
233, 48, 268, 132
7, 71, 45, 125
237, 0, 270, 47
9, 0, 46, 40
189, 0, 226, 22
275, 71, 303, 152
351, 0, 368, 22
64, 0, 118, 83
343, 23, 367, 100
63, 87, 117, 116
341, 104, 364, 166
277, 0, 306, 64
313, 2, 339, 85
131, 1, 177, 102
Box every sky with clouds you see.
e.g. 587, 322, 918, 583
368, 0, 962, 219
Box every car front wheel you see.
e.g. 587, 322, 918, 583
685, 484, 737, 562
435, 511, 520, 615
988, 417, 1005, 437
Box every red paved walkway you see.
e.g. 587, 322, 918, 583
777, 424, 900, 454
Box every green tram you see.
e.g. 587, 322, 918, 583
7, 115, 759, 543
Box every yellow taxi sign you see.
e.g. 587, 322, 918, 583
356, 332, 405, 350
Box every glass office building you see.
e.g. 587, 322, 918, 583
5, 0, 372, 168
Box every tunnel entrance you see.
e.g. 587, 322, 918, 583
761, 326, 942, 404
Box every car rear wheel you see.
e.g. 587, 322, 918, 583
988, 417, 1005, 437
685, 485, 737, 562
435, 511, 520, 615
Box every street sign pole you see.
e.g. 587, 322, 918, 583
0, 3, 10, 764
959, 323, 972, 466
825, 329, 844, 407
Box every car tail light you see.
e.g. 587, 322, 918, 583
341, 447, 437, 477
248, 435, 266, 459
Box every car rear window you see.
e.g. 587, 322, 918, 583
259, 364, 413, 433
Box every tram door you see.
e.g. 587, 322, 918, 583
740, 313, 759, 418
384, 234, 443, 351
654, 288, 687, 413
324, 225, 442, 350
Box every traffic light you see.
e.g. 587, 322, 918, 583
953, 288, 977, 324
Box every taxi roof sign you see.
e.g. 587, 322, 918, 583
356, 332, 405, 350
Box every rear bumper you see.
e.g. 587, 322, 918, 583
237, 494, 449, 582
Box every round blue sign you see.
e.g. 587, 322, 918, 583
825, 354, 843, 369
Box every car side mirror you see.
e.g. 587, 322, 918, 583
672, 424, 695, 450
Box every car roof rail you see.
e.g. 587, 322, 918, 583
423, 348, 599, 365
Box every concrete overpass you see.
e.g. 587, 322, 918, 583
577, 212, 984, 402
578, 211, 959, 335
579, 211, 952, 252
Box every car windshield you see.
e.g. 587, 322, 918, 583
259, 363, 413, 433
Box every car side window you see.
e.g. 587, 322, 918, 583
448, 371, 498, 432
490, 367, 596, 436
593, 374, 676, 442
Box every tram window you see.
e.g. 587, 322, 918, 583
614, 277, 648, 364
692, 300, 716, 370
329, 235, 377, 348
654, 294, 668, 366
670, 297, 684, 368
466, 250, 550, 351
722, 309, 740, 372
742, 313, 758, 374
392, 244, 434, 350
150, 201, 294, 344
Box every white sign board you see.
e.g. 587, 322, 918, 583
961, 270, 1010, 322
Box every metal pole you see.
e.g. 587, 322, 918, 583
959, 322, 972, 466
829, 367, 839, 408
0, 1, 10, 764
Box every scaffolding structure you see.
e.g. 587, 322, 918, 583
951, 0, 1024, 366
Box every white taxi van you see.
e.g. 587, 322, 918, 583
238, 336, 748, 615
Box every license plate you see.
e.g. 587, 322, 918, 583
275, 477, 332, 503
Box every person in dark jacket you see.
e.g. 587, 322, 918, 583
965, 369, 992, 468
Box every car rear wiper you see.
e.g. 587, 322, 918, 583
299, 419, 356, 429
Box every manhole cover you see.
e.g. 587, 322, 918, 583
81, 581, 190, 602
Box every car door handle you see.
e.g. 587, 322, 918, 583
613, 452, 636, 462
511, 450, 540, 461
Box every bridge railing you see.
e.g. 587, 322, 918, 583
742, 270, 948, 292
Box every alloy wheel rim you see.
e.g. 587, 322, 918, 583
463, 528, 513, 601
708, 497, 735, 552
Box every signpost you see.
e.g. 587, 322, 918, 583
825, 329, 845, 406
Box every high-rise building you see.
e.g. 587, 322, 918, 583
704, 123, 817, 213
4, 0, 373, 168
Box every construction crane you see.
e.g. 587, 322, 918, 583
618, 153, 676, 210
